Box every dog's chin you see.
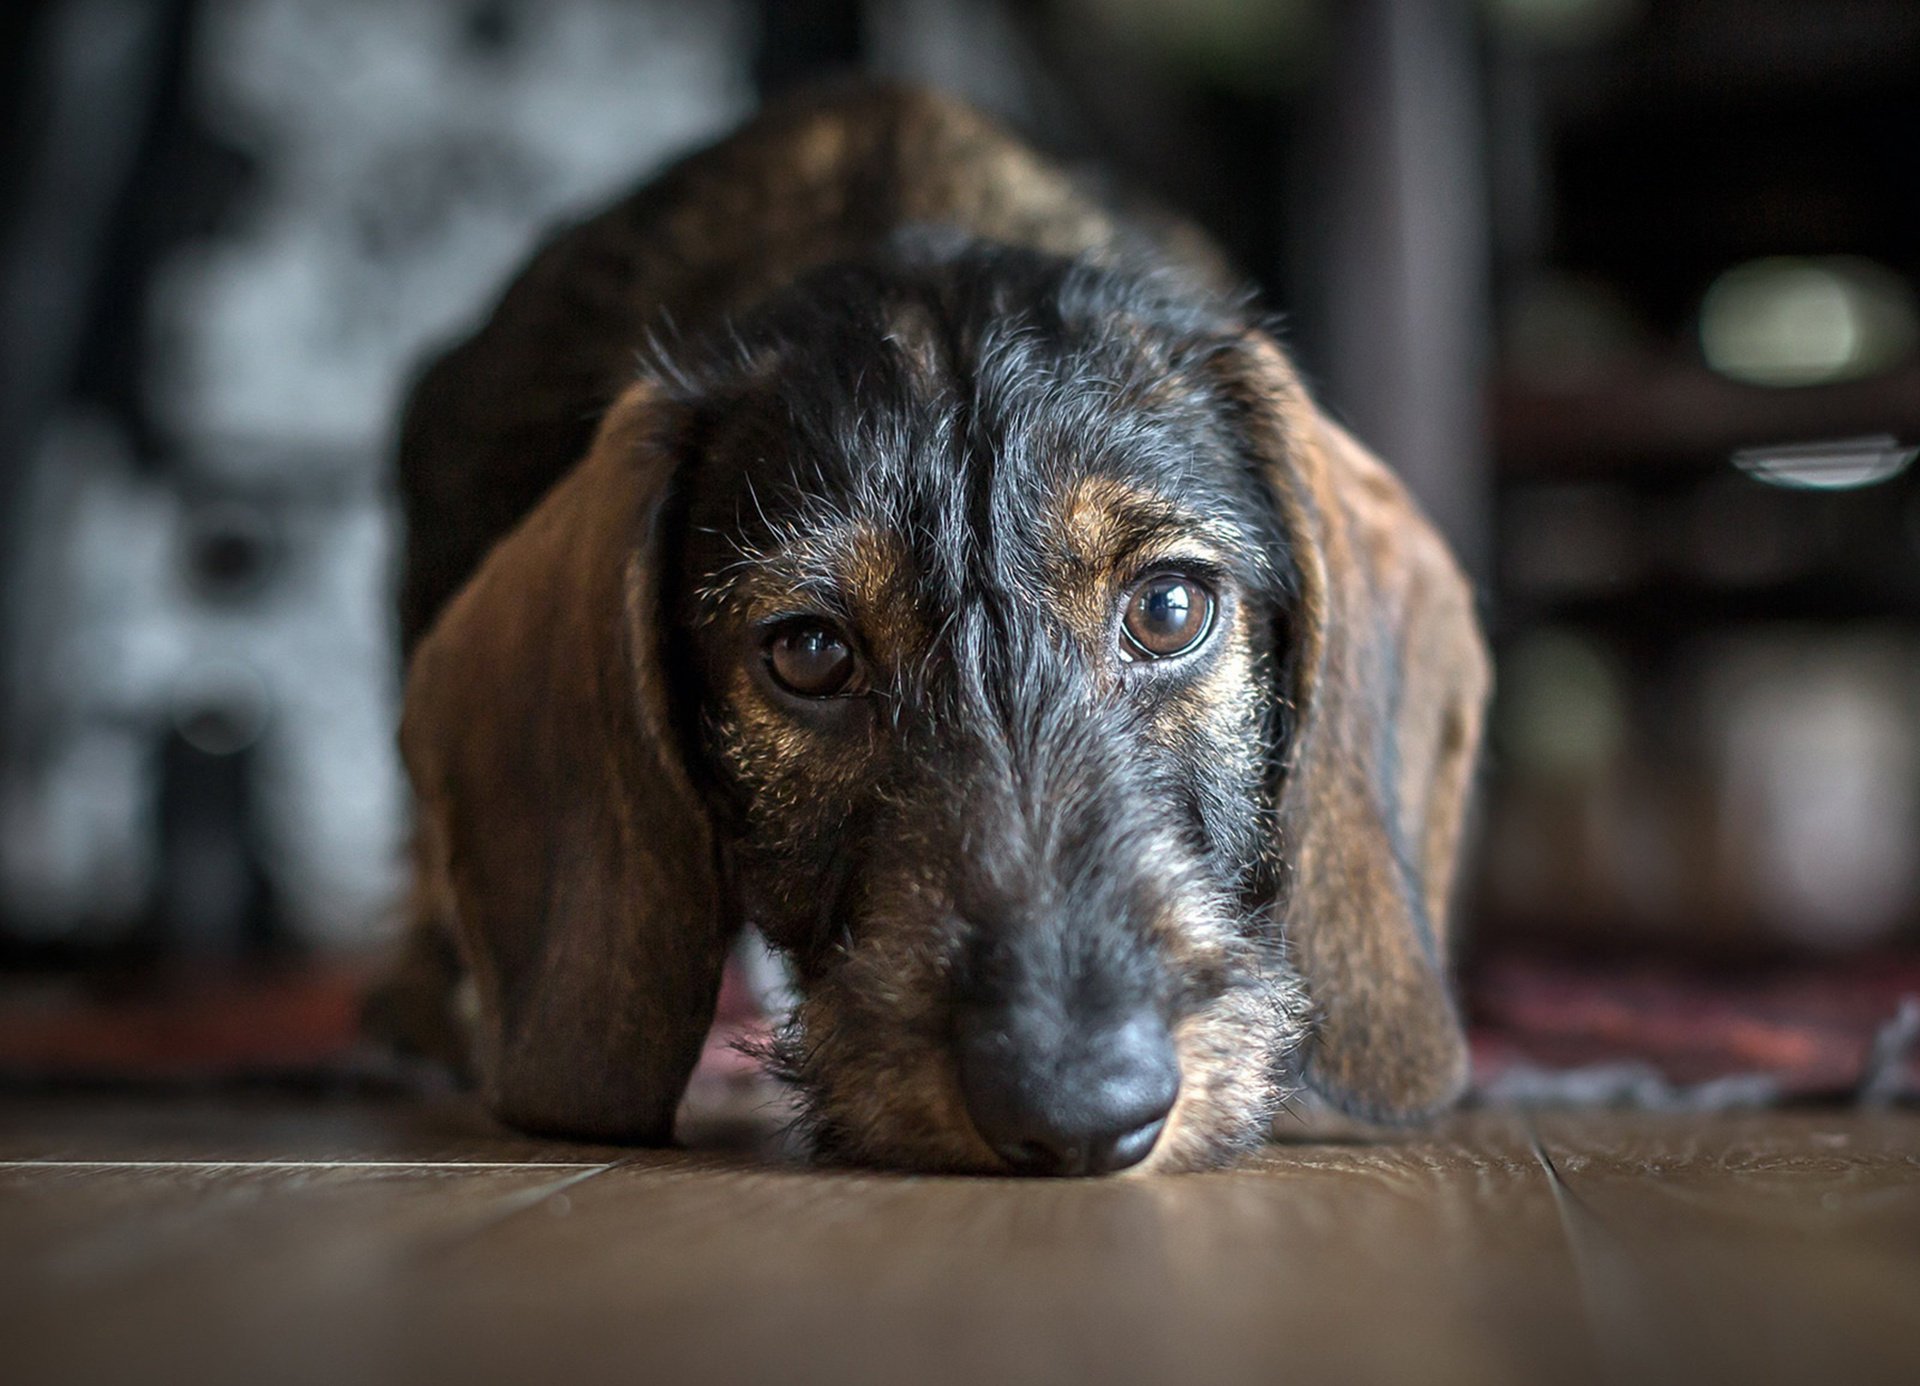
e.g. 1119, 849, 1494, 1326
761, 963, 1311, 1177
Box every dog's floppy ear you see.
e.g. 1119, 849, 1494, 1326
401, 380, 731, 1143
1218, 333, 1490, 1120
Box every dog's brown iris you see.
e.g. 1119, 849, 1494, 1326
766, 620, 858, 697
1122, 575, 1214, 659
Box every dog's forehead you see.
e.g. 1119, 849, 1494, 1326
686, 274, 1275, 638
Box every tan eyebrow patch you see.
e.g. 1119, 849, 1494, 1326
1052, 476, 1240, 569
1056, 476, 1149, 573
719, 518, 922, 669
1045, 476, 1238, 648
838, 522, 918, 659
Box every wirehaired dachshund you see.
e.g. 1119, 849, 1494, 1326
374, 85, 1490, 1175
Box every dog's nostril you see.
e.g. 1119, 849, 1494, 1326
983, 1097, 1172, 1177
959, 1012, 1179, 1177
1101, 1115, 1168, 1173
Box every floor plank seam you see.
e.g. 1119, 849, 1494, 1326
404, 1159, 629, 1257
1527, 1120, 1675, 1386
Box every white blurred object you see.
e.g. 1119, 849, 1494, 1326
2, 0, 750, 950
1732, 435, 1916, 492
150, 0, 751, 458
0, 412, 407, 947
1707, 632, 1920, 949
1700, 257, 1919, 389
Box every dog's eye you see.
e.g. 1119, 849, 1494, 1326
1121, 574, 1215, 660
765, 620, 859, 697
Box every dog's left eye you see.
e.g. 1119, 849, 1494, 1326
765, 619, 860, 698
1120, 574, 1216, 660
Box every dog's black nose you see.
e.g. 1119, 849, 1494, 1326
958, 1011, 1180, 1176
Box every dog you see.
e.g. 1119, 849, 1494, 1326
373, 85, 1490, 1176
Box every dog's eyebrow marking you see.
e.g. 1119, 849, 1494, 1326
702, 512, 921, 658
1032, 475, 1252, 658
1051, 475, 1243, 574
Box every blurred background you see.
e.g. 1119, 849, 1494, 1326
3, 0, 1916, 1095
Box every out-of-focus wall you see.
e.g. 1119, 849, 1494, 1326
1, 0, 752, 956
4, 0, 1916, 972
1477, 0, 1920, 958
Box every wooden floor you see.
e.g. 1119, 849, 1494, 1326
3, 1093, 1917, 1386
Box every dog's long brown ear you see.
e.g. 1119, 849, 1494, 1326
1220, 334, 1491, 1120
401, 381, 730, 1143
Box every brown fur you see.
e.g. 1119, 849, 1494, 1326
375, 84, 1490, 1163
1222, 339, 1491, 1117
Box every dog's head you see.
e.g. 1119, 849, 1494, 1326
402, 240, 1488, 1174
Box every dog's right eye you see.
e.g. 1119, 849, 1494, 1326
765, 620, 859, 698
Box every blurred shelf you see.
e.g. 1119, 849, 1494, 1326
1494, 361, 1920, 480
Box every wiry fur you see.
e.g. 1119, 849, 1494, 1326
663, 241, 1311, 1169
376, 85, 1487, 1174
